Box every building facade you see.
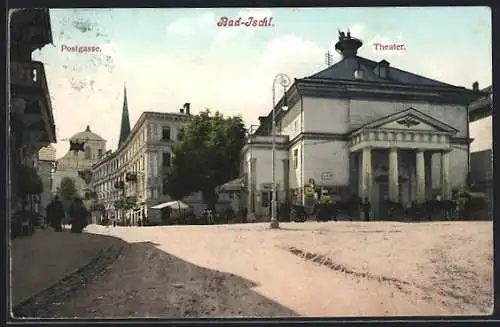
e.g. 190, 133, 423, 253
38, 145, 56, 212
10, 9, 56, 214
468, 84, 493, 215
53, 125, 107, 198
91, 88, 199, 225
242, 31, 481, 219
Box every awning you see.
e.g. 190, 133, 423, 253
150, 200, 190, 210
219, 177, 245, 192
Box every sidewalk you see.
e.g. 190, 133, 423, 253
10, 227, 124, 307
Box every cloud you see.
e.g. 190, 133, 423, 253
166, 11, 216, 36
36, 16, 491, 159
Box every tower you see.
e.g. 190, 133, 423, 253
118, 84, 131, 147
335, 29, 363, 58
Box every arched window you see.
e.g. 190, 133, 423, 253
85, 146, 92, 160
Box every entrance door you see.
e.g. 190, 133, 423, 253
375, 175, 404, 219
376, 182, 389, 219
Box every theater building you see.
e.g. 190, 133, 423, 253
242, 31, 482, 219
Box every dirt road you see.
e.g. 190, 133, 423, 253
13, 221, 493, 318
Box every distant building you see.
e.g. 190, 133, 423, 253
38, 145, 56, 212
240, 31, 481, 219
53, 125, 106, 198
91, 88, 212, 225
468, 84, 493, 214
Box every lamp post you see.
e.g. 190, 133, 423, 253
270, 73, 291, 229
247, 124, 259, 220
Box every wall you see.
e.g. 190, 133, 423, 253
38, 160, 53, 212
302, 97, 350, 133
302, 139, 349, 186
469, 116, 492, 153
279, 102, 302, 140
288, 141, 302, 189
349, 99, 468, 137
246, 147, 288, 191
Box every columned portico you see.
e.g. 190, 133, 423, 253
349, 108, 459, 215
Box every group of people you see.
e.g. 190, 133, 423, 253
45, 196, 90, 233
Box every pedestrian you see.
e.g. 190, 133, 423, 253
362, 197, 371, 221
47, 196, 65, 232
69, 197, 89, 233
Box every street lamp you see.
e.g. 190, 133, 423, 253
246, 124, 259, 220
270, 73, 291, 229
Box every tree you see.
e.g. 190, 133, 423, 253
163, 109, 246, 208
59, 177, 77, 201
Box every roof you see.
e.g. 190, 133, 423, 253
71, 125, 105, 141
305, 56, 463, 88
469, 85, 493, 118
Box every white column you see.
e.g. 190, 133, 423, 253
440, 150, 451, 200
361, 147, 372, 202
415, 149, 426, 203
248, 158, 256, 216
388, 148, 399, 202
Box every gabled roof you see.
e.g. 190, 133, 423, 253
353, 107, 459, 135
306, 56, 463, 88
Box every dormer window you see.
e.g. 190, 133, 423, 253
376, 60, 390, 79
354, 64, 364, 80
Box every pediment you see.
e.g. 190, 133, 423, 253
379, 115, 439, 131
361, 108, 458, 134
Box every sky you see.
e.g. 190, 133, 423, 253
31, 7, 492, 159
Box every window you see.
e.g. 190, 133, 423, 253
97, 149, 103, 158
163, 152, 171, 168
162, 177, 168, 195
293, 148, 299, 169
85, 146, 92, 160
162, 126, 171, 141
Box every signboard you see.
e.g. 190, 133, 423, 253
260, 183, 279, 191
321, 172, 333, 180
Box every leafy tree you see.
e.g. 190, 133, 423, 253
16, 164, 43, 197
163, 109, 246, 208
59, 177, 77, 201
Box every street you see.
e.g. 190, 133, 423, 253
12, 221, 493, 318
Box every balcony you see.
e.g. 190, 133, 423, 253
10, 60, 56, 143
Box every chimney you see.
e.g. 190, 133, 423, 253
472, 81, 479, 92
179, 108, 184, 114
183, 102, 191, 115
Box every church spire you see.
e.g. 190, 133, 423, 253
118, 83, 131, 147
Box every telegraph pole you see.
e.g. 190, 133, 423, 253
325, 51, 333, 67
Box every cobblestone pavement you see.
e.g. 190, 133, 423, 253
12, 221, 493, 318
